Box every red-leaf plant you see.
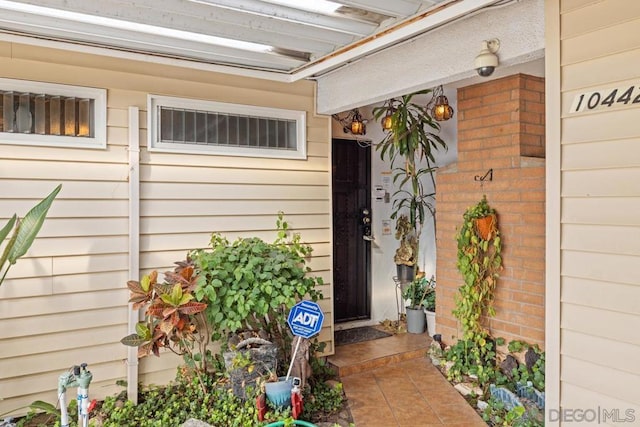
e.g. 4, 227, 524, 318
121, 261, 210, 388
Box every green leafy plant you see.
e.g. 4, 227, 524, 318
482, 396, 524, 426
452, 196, 502, 358
302, 381, 344, 419
193, 213, 323, 357
373, 90, 447, 268
120, 263, 210, 377
402, 275, 434, 309
0, 184, 61, 286
444, 337, 500, 386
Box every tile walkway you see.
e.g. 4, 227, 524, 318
328, 332, 486, 427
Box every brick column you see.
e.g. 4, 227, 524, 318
436, 74, 545, 349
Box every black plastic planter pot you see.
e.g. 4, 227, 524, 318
396, 264, 415, 283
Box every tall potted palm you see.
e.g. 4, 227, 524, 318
374, 89, 447, 277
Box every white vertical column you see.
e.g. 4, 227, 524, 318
127, 106, 140, 405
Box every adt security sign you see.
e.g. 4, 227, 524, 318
287, 300, 324, 339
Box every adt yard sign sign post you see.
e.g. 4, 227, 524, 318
287, 300, 324, 339
285, 300, 324, 380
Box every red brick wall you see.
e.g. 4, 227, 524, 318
436, 74, 545, 349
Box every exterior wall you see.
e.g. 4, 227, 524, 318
0, 41, 332, 414
546, 0, 640, 420
436, 74, 545, 348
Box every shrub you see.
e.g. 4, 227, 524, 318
192, 213, 323, 355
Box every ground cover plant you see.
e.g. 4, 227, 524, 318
13, 365, 348, 427
431, 197, 544, 426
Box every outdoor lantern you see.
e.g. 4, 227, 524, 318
350, 110, 366, 135
429, 86, 454, 122
380, 111, 393, 130
431, 95, 454, 121
332, 108, 367, 135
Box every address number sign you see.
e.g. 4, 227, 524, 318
570, 84, 640, 114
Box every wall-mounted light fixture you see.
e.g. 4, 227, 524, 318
332, 108, 367, 135
475, 38, 500, 77
428, 85, 454, 121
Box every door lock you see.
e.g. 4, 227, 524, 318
360, 208, 372, 241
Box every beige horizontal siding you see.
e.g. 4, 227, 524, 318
562, 48, 640, 91
562, 139, 640, 170
562, 250, 640, 286
562, 224, 640, 256
0, 39, 331, 415
562, 197, 640, 226
561, 355, 640, 405
561, 382, 640, 421
562, 330, 640, 376
561, 16, 640, 65
562, 109, 640, 143
558, 0, 640, 412
561, 0, 640, 39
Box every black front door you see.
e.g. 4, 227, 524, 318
332, 138, 371, 323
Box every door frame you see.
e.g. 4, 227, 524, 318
331, 138, 372, 323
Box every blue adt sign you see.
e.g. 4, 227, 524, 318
287, 300, 324, 339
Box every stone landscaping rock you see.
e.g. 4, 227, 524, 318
525, 347, 539, 369
500, 354, 519, 378
181, 419, 213, 427
223, 343, 278, 399
454, 382, 483, 396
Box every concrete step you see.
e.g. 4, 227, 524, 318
327, 331, 431, 377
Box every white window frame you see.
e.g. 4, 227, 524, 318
0, 78, 107, 149
147, 95, 307, 160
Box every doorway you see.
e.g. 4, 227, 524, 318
332, 138, 371, 323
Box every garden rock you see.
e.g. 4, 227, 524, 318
454, 382, 483, 397
525, 347, 539, 369
500, 354, 519, 378
223, 342, 278, 399
181, 419, 213, 427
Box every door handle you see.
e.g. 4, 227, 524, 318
360, 208, 372, 240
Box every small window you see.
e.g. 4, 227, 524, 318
148, 95, 306, 159
0, 78, 106, 149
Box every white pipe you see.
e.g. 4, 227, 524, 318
285, 336, 302, 381
126, 106, 140, 404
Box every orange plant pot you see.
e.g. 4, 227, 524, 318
475, 214, 496, 240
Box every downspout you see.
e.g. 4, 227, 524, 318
126, 106, 140, 404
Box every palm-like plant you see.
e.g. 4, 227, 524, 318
373, 90, 447, 266
0, 184, 61, 286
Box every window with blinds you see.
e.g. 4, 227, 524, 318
0, 78, 106, 149
148, 95, 306, 159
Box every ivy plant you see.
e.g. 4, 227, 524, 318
453, 196, 502, 344
192, 213, 323, 354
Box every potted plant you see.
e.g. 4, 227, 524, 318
423, 277, 436, 337
402, 274, 433, 334
373, 90, 447, 281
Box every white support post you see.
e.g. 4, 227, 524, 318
126, 106, 140, 404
